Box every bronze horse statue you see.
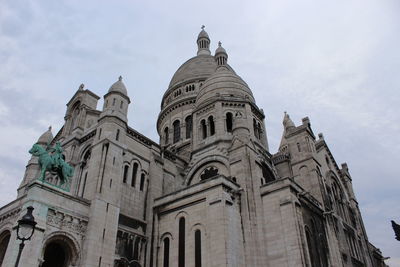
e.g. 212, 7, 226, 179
29, 143, 74, 185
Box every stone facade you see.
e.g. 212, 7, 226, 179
0, 28, 387, 267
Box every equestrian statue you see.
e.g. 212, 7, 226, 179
29, 142, 74, 185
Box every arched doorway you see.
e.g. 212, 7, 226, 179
41, 234, 79, 267
42, 241, 67, 267
0, 230, 11, 266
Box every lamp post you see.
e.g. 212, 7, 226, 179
15, 206, 37, 267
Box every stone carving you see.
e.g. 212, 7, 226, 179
46, 209, 88, 235
200, 166, 219, 180
115, 229, 146, 263
0, 207, 21, 227
29, 142, 74, 184
391, 220, 400, 241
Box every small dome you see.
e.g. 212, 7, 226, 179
215, 41, 227, 55
196, 68, 255, 106
197, 28, 210, 40
37, 126, 53, 145
108, 76, 127, 95
283, 112, 295, 129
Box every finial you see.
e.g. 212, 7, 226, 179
201, 25, 205, 30
118, 76, 122, 81
218, 41, 222, 47
79, 83, 84, 90
48, 126, 52, 131
284, 111, 287, 115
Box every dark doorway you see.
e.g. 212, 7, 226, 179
42, 241, 67, 267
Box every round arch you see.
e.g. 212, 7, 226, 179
185, 155, 230, 185
41, 232, 80, 267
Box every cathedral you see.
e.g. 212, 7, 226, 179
0, 28, 387, 267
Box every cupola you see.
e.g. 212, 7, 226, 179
215, 41, 228, 67
197, 25, 211, 56
195, 43, 255, 106
102, 76, 131, 122
108, 76, 128, 95
37, 126, 53, 146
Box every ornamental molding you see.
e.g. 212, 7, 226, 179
0, 207, 21, 227
46, 208, 88, 235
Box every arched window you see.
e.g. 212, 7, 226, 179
201, 120, 207, 139
185, 116, 192, 139
131, 163, 138, 187
261, 163, 275, 183
164, 127, 169, 145
208, 116, 215, 136
179, 217, 185, 267
133, 238, 140, 261
257, 122, 262, 138
305, 227, 315, 267
140, 173, 145, 191
123, 165, 129, 183
70, 101, 81, 133
226, 112, 233, 132
78, 149, 91, 197
173, 120, 181, 143
116, 129, 120, 141
163, 238, 170, 267
253, 119, 259, 139
195, 230, 202, 267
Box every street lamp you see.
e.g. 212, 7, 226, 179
15, 206, 37, 267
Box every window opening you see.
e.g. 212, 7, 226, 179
195, 230, 202, 267
208, 116, 215, 136
185, 116, 192, 139
173, 120, 181, 143
226, 112, 233, 132
131, 163, 138, 187
123, 166, 129, 183
140, 173, 145, 191
201, 120, 207, 139
179, 217, 185, 267
164, 127, 169, 145
163, 238, 170, 267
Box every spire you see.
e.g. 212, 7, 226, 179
215, 41, 228, 67
279, 112, 295, 151
197, 25, 211, 56
283, 111, 295, 130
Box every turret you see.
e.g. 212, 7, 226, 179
197, 25, 211, 56
101, 76, 131, 122
215, 41, 228, 67
62, 83, 100, 139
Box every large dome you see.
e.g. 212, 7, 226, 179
168, 55, 217, 89
196, 67, 255, 106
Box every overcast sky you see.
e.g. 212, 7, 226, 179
0, 0, 399, 265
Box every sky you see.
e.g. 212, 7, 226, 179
0, 0, 399, 265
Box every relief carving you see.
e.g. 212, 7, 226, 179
46, 208, 88, 235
